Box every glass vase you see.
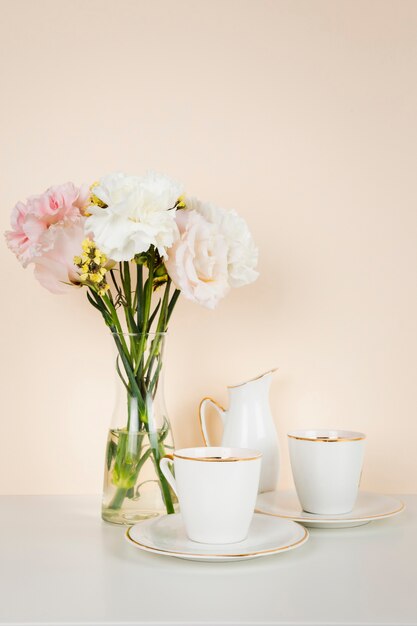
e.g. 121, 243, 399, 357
101, 332, 176, 524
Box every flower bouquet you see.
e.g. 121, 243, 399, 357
5, 172, 258, 523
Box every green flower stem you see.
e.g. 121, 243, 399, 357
102, 294, 130, 355
108, 487, 128, 510
167, 288, 181, 321
123, 261, 132, 308
120, 262, 141, 365
134, 252, 154, 376
146, 424, 175, 514
136, 264, 143, 330
155, 463, 175, 513
88, 251, 180, 517
144, 280, 170, 383
111, 331, 146, 420
146, 299, 161, 332
146, 284, 179, 394
109, 269, 123, 299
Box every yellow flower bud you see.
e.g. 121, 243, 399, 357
177, 195, 186, 208
89, 183, 107, 209
98, 284, 110, 296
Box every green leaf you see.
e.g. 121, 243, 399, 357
147, 299, 161, 332
87, 289, 113, 326
86, 291, 102, 311
115, 356, 129, 392
106, 439, 117, 470
112, 334, 146, 415
125, 306, 139, 334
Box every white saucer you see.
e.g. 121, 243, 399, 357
256, 491, 405, 528
126, 512, 309, 561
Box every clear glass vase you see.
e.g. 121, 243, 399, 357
102, 332, 176, 524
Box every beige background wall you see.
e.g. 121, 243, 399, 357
0, 0, 416, 495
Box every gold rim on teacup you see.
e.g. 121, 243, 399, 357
287, 429, 366, 443
165, 446, 263, 463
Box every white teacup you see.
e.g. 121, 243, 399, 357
288, 429, 366, 515
160, 446, 262, 544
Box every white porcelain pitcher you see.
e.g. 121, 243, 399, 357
199, 369, 280, 492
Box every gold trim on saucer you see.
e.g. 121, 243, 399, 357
126, 525, 308, 558
227, 368, 278, 390
256, 500, 405, 523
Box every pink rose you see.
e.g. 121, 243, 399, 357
165, 209, 230, 309
5, 182, 89, 294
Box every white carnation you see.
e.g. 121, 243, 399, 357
186, 197, 259, 288
85, 172, 183, 261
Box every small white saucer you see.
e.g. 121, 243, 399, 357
256, 491, 405, 528
126, 512, 309, 561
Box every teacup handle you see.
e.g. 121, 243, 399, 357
159, 455, 178, 496
199, 397, 226, 446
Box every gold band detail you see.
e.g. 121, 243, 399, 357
173, 452, 262, 462
288, 434, 366, 442
126, 525, 308, 558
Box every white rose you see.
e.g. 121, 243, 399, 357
165, 209, 230, 309
186, 197, 259, 288
85, 172, 183, 261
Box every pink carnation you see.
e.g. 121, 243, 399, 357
166, 209, 230, 309
5, 182, 89, 294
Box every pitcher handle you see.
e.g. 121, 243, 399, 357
159, 455, 178, 496
199, 397, 226, 446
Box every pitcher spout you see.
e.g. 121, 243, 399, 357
227, 368, 278, 391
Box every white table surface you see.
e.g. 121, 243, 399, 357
0, 495, 416, 626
